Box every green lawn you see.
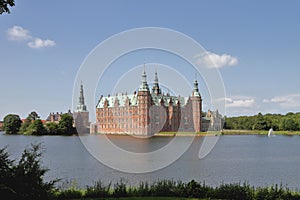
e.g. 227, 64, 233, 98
221, 129, 300, 135
156, 130, 300, 136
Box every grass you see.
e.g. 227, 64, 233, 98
221, 129, 300, 136
156, 130, 300, 136
56, 180, 300, 200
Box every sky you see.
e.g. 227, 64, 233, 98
1, 0, 300, 121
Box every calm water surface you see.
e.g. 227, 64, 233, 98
1, 132, 300, 188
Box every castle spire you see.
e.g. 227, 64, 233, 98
76, 82, 87, 111
139, 64, 149, 91
152, 70, 161, 95
192, 79, 201, 97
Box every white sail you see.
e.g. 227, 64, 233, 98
268, 128, 274, 137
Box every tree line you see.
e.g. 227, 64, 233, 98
2, 111, 76, 135
224, 112, 300, 131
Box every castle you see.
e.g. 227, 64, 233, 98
94, 69, 204, 136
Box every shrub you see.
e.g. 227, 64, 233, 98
212, 182, 254, 200
185, 180, 212, 198
113, 179, 128, 197
56, 189, 82, 200
128, 181, 150, 197
85, 180, 111, 198
149, 179, 178, 197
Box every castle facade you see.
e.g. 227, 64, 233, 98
95, 69, 203, 136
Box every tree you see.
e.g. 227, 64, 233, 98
0, 144, 56, 200
3, 114, 22, 134
26, 119, 47, 135
0, 0, 14, 14
19, 118, 31, 134
279, 117, 298, 131
0, 147, 16, 199
58, 114, 75, 135
45, 122, 59, 135
27, 111, 40, 121
19, 111, 42, 134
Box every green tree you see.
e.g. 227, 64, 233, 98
26, 119, 47, 135
19, 118, 31, 134
0, 0, 14, 14
27, 111, 40, 121
3, 114, 22, 134
45, 122, 59, 135
252, 113, 268, 130
279, 117, 298, 131
19, 111, 42, 134
0, 144, 56, 200
58, 114, 75, 135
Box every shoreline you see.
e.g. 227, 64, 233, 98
155, 130, 300, 136
2, 130, 300, 136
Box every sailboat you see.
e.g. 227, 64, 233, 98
268, 128, 274, 137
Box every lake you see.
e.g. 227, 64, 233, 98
1, 132, 300, 189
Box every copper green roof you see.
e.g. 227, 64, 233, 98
96, 94, 138, 108
96, 92, 189, 108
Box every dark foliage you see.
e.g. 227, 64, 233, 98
113, 179, 128, 197
56, 189, 82, 200
0, 0, 14, 14
0, 144, 57, 200
85, 180, 111, 198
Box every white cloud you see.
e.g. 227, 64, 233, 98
225, 96, 255, 108
27, 38, 56, 49
263, 94, 300, 108
196, 51, 238, 68
7, 25, 56, 49
7, 25, 32, 41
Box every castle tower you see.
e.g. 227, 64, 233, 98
74, 82, 90, 133
191, 79, 202, 132
152, 71, 161, 95
77, 83, 87, 112
137, 66, 151, 135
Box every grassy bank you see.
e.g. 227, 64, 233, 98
221, 129, 300, 136
55, 180, 300, 200
155, 132, 219, 136
156, 130, 300, 136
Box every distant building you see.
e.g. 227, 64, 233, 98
73, 82, 90, 133
46, 110, 73, 123
201, 109, 223, 131
94, 69, 202, 136
0, 121, 3, 131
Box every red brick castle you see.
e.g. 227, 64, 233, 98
95, 68, 203, 136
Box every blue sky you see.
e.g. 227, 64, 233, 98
1, 0, 300, 120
